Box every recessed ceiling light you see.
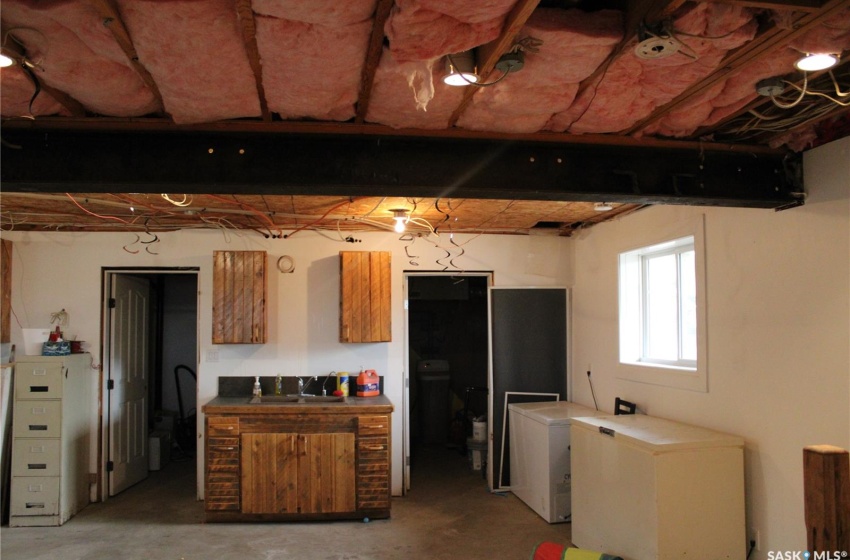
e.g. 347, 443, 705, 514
794, 53, 839, 72
443, 51, 479, 87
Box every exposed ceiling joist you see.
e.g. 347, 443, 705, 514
448, 0, 542, 126
235, 0, 271, 122
91, 0, 164, 109
355, 0, 395, 124
0, 129, 802, 209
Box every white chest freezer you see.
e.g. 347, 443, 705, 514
570, 414, 746, 560
508, 401, 605, 523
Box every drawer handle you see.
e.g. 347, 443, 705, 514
29, 386, 49, 393
25, 503, 46, 509
29, 425, 48, 431
27, 463, 47, 470
599, 426, 615, 437
365, 445, 385, 451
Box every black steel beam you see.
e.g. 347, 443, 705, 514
0, 129, 803, 208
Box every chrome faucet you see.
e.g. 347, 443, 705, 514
297, 375, 318, 397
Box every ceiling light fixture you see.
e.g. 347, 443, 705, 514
594, 202, 613, 212
0, 50, 15, 68
443, 50, 479, 86
794, 53, 839, 72
391, 209, 409, 233
443, 48, 525, 87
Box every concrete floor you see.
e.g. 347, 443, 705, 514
1, 445, 574, 560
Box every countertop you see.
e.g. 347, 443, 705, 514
202, 394, 393, 415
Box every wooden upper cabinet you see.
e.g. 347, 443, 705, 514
339, 251, 391, 343
212, 250, 267, 344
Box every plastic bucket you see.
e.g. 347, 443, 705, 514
472, 421, 487, 441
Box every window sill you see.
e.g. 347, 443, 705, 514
617, 361, 707, 392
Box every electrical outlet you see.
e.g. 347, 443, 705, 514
206, 348, 219, 363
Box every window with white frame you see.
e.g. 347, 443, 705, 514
618, 220, 707, 392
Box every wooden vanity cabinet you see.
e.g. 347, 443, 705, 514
339, 251, 391, 343
212, 250, 267, 344
204, 404, 392, 522
241, 432, 356, 515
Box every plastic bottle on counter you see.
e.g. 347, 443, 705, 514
253, 376, 262, 397
337, 372, 349, 397
356, 369, 379, 397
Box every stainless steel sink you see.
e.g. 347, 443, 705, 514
248, 395, 346, 404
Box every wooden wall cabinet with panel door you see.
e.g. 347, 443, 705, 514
339, 251, 391, 343
202, 398, 392, 522
212, 250, 267, 344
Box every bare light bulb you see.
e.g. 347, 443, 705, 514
394, 218, 406, 233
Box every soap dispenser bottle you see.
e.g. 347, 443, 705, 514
253, 376, 262, 397
275, 375, 283, 396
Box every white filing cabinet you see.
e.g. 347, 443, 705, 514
570, 414, 746, 560
508, 401, 605, 523
9, 354, 94, 527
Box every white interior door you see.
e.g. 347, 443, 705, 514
108, 274, 151, 496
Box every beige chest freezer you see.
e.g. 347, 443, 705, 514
570, 414, 745, 560
508, 401, 606, 523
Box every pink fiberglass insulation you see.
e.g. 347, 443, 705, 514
255, 16, 371, 121
365, 48, 466, 129
548, 2, 759, 135
646, 10, 850, 139
789, 7, 850, 54
385, 0, 516, 62
252, 0, 377, 27
115, 0, 259, 124
0, 0, 159, 117
457, 9, 622, 134
0, 65, 68, 118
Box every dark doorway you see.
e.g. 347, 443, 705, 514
407, 275, 490, 479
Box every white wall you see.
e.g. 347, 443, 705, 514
570, 136, 850, 557
3, 227, 574, 498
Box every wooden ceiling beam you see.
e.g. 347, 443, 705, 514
0, 114, 785, 154
626, 0, 850, 135
0, 129, 803, 209
235, 0, 271, 122
355, 0, 394, 124
91, 0, 165, 110
448, 0, 541, 127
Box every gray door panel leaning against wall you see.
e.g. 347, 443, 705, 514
488, 287, 568, 492
108, 274, 151, 495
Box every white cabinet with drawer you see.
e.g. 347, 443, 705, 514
9, 354, 94, 527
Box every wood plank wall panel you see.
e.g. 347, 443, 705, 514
212, 251, 267, 344
1, 240, 11, 343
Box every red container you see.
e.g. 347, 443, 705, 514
356, 369, 380, 397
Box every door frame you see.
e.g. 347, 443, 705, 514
402, 271, 493, 494
99, 267, 199, 502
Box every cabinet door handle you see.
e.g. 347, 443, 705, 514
366, 445, 384, 451
599, 426, 615, 437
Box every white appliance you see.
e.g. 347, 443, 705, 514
570, 414, 746, 560
508, 401, 604, 523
